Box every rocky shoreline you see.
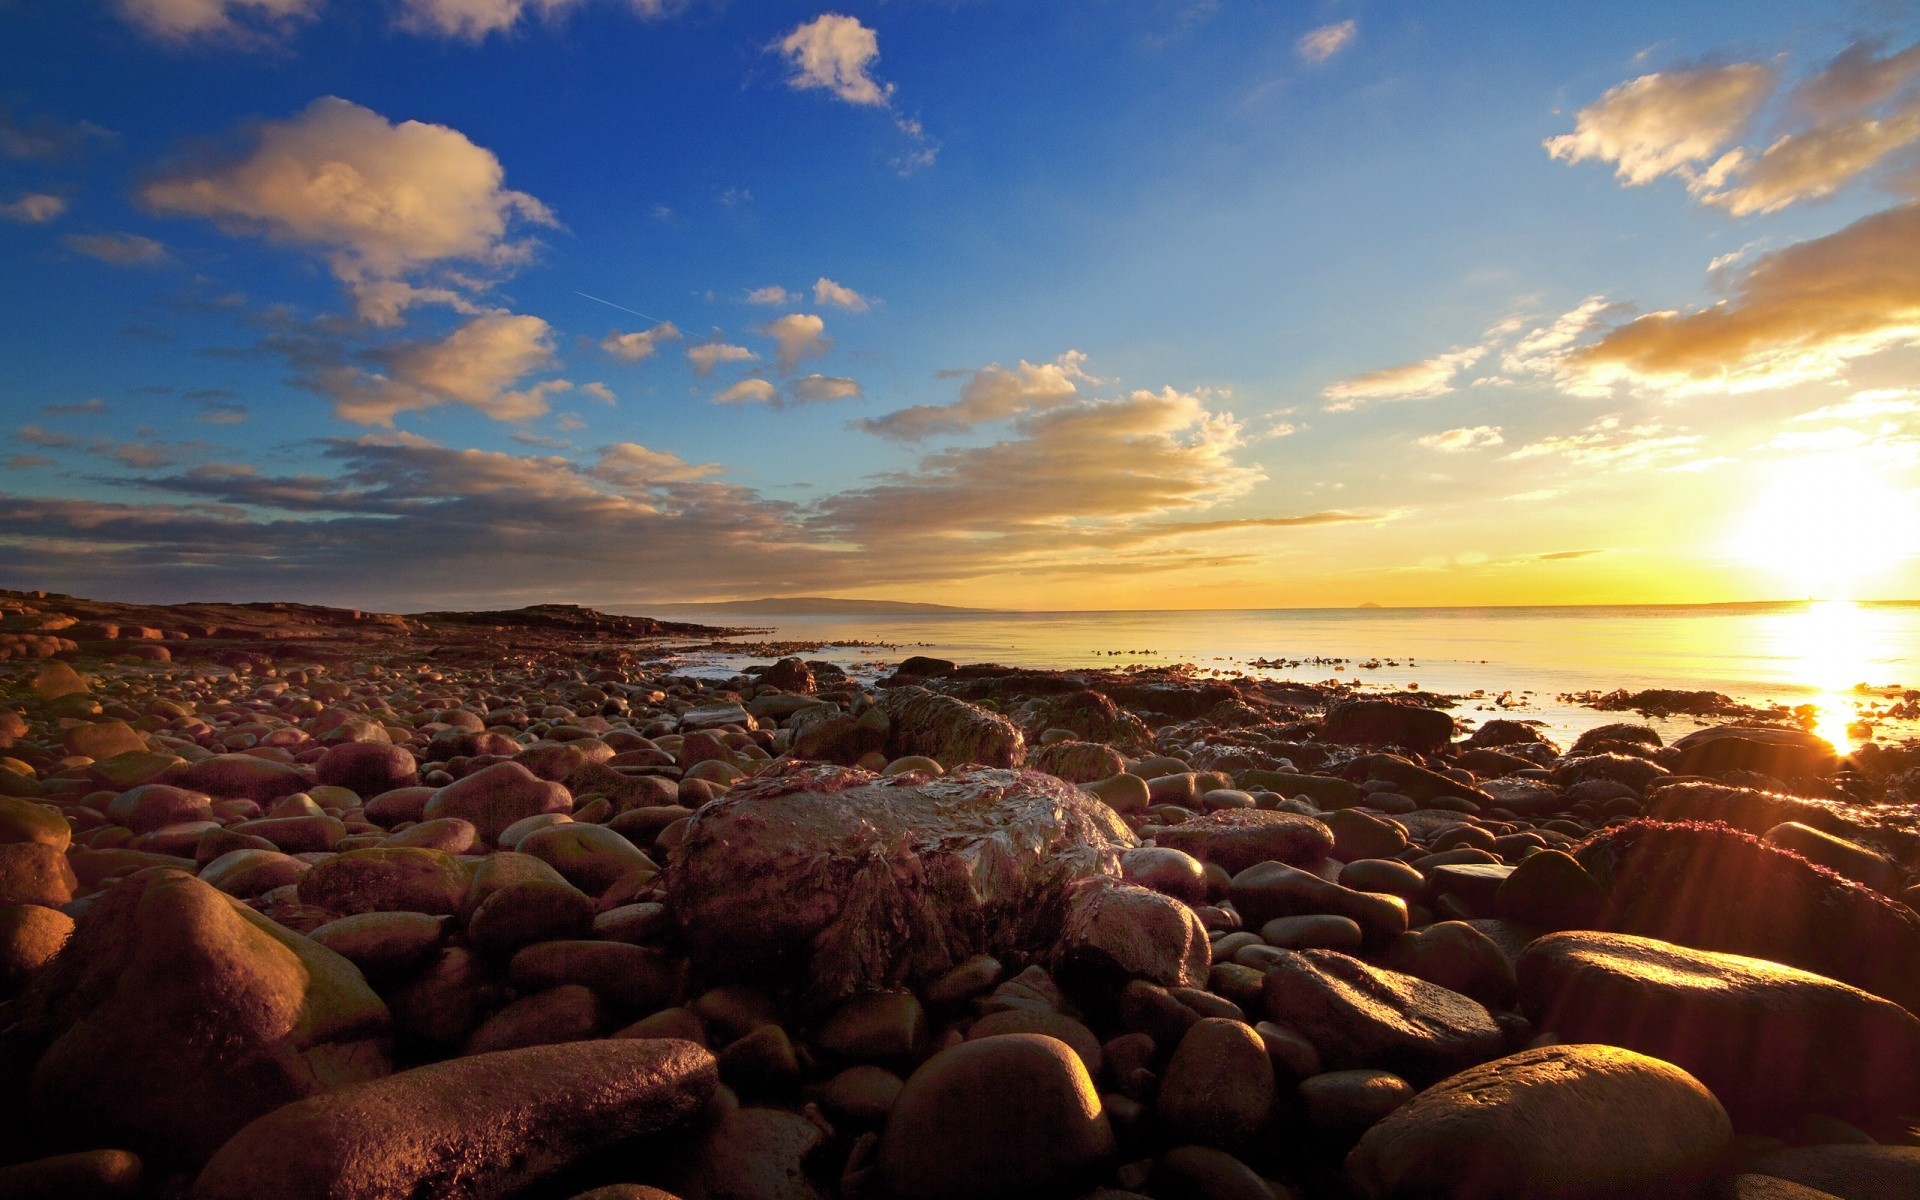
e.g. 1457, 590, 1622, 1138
3, 589, 1920, 1199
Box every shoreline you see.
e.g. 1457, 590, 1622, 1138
3, 588, 1920, 1197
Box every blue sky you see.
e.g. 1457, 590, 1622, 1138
2, 0, 1919, 609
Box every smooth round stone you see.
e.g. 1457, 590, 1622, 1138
817, 990, 928, 1061
0, 902, 75, 988
379, 817, 478, 855
1299, 1069, 1414, 1140
1086, 772, 1152, 814
1123, 846, 1210, 904
1387, 920, 1518, 1010
1347, 1044, 1732, 1199
1339, 858, 1426, 901
467, 878, 596, 953
498, 812, 573, 850
1261, 914, 1365, 952
1153, 1145, 1275, 1200
877, 1034, 1116, 1200
189, 845, 305, 899
1325, 809, 1409, 861
593, 901, 669, 944
0, 796, 73, 852
307, 911, 445, 976
1157, 1017, 1276, 1150
464, 983, 604, 1055
104, 785, 210, 836
968, 1008, 1104, 1076
1253, 1020, 1323, 1079
0, 1149, 142, 1200
814, 1064, 904, 1124
509, 940, 680, 1013
295, 847, 468, 916
518, 823, 655, 895
716, 1023, 801, 1094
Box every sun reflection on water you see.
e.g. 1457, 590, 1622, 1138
1775, 599, 1877, 754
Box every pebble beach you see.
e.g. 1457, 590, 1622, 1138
4, 587, 1920, 1200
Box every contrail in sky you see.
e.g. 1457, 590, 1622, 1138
575, 291, 674, 326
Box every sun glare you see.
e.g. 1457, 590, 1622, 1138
1726, 458, 1920, 598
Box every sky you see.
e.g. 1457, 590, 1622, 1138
2, 0, 1919, 611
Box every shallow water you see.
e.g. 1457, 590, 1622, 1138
650, 600, 1920, 752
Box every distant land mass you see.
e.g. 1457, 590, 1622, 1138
654, 596, 988, 616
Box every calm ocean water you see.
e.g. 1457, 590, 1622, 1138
654, 601, 1920, 752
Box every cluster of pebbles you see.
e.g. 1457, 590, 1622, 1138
3, 613, 1920, 1200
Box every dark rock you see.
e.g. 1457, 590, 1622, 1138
875, 686, 1025, 769
1323, 701, 1453, 754
668, 762, 1133, 1006
1153, 809, 1334, 875
1516, 930, 1920, 1130
1260, 949, 1503, 1084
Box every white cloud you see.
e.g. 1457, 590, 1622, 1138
746, 285, 791, 305
1697, 101, 1920, 214
1322, 347, 1487, 409
1297, 20, 1356, 64
65, 232, 171, 266
589, 441, 719, 487
0, 194, 66, 223
1417, 425, 1504, 452
688, 341, 758, 376
762, 312, 829, 371
601, 321, 681, 362
858, 351, 1092, 440
792, 374, 861, 404
1545, 62, 1775, 186
714, 378, 777, 406
394, 0, 674, 40
1505, 414, 1700, 469
813, 276, 870, 311
309, 311, 570, 425
779, 13, 893, 107
1563, 202, 1920, 396
143, 97, 555, 326
116, 0, 317, 42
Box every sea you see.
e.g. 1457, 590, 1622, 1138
650, 600, 1920, 754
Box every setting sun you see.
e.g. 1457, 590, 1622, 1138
1726, 457, 1920, 599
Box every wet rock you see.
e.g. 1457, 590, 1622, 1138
463, 983, 603, 1054
1516, 930, 1920, 1130
296, 847, 468, 916
1260, 949, 1503, 1084
669, 762, 1133, 1006
1300, 1069, 1414, 1141
314, 742, 417, 797
1744, 1145, 1920, 1200
1763, 821, 1903, 896
422, 761, 572, 846
1346, 1044, 1731, 1199
509, 939, 681, 1013
192, 1039, 716, 1200
199, 848, 308, 897
1153, 809, 1334, 875
1323, 700, 1453, 754
0, 795, 69, 850
1671, 726, 1837, 780
12, 869, 389, 1165
1031, 740, 1130, 784
0, 1150, 143, 1200
876, 686, 1026, 769
177, 754, 310, 803
1056, 876, 1211, 989
64, 719, 149, 761
0, 842, 78, 907
1033, 690, 1152, 747
877, 1034, 1116, 1200
1384, 920, 1516, 1010
0, 902, 73, 989
518, 822, 654, 895
1157, 1017, 1275, 1150
1574, 820, 1920, 1011
686, 1105, 827, 1200
1121, 845, 1210, 904
306, 911, 444, 977
105, 784, 212, 835
1231, 861, 1409, 943
1493, 849, 1603, 930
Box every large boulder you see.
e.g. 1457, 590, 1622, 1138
1573, 820, 1920, 1011
1517, 931, 1920, 1130
1346, 1044, 1731, 1199
876, 1034, 1115, 1200
1055, 876, 1210, 989
1647, 781, 1920, 868
422, 761, 571, 846
192, 1039, 715, 1200
875, 686, 1026, 769
1671, 725, 1837, 780
1261, 949, 1503, 1085
9, 869, 390, 1165
668, 762, 1133, 1006
1322, 701, 1453, 754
